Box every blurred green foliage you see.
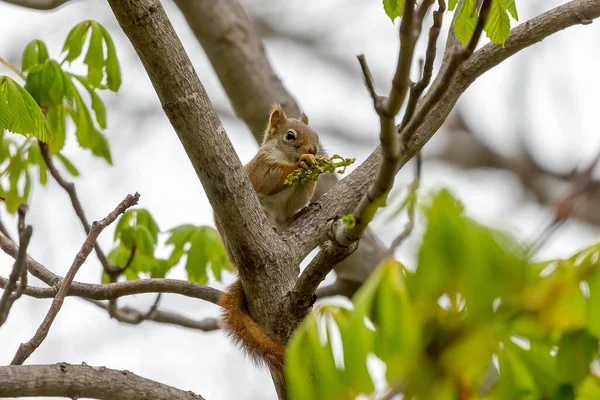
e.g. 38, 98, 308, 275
287, 189, 600, 400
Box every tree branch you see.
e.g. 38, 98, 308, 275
283, 0, 600, 265
105, 0, 292, 333
0, 274, 222, 304
0, 0, 73, 10
39, 142, 115, 275
85, 299, 220, 331
11, 193, 139, 365
172, 0, 388, 296
0, 204, 32, 327
0, 363, 206, 399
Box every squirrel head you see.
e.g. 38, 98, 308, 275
262, 104, 320, 162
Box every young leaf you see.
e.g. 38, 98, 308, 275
62, 21, 91, 63
40, 60, 66, 106
134, 209, 160, 243
84, 22, 105, 87
499, 0, 519, 20
46, 106, 66, 153
21, 40, 49, 72
89, 129, 112, 164
186, 228, 210, 284
99, 24, 121, 92
56, 153, 79, 176
484, 0, 512, 46
113, 210, 133, 241
383, 0, 404, 22
0, 76, 50, 142
448, 0, 459, 11
453, 0, 477, 45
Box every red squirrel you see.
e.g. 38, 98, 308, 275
214, 104, 320, 380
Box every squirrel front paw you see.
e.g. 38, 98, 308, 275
298, 154, 317, 169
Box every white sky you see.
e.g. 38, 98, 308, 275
0, 0, 599, 399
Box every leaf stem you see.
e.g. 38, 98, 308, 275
0, 56, 25, 80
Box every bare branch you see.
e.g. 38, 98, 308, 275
0, 363, 206, 399
0, 0, 72, 10
172, 0, 388, 298
0, 274, 222, 304
105, 1, 291, 335
530, 149, 600, 253
333, 0, 426, 248
39, 142, 116, 276
11, 193, 139, 365
0, 204, 32, 327
86, 299, 220, 331
284, 0, 600, 265
386, 152, 421, 256
401, 0, 446, 128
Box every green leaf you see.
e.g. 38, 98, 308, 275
134, 225, 155, 255
120, 226, 136, 249
508, 341, 561, 397
22, 40, 49, 72
587, 272, 600, 338
453, 0, 477, 45
62, 21, 91, 63
84, 22, 105, 87
134, 209, 160, 243
151, 258, 171, 278
89, 129, 112, 164
499, 0, 519, 20
113, 210, 133, 241
40, 60, 66, 106
99, 24, 121, 92
382, 0, 404, 22
287, 315, 319, 400
556, 330, 597, 385
448, 0, 459, 11
56, 153, 79, 176
46, 106, 66, 153
0, 76, 51, 142
186, 228, 210, 284
484, 0, 512, 45
166, 224, 197, 248
107, 243, 133, 268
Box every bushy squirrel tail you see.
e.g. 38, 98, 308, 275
218, 279, 287, 380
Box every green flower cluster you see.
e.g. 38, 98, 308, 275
284, 154, 356, 186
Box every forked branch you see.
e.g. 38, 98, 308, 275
11, 193, 139, 365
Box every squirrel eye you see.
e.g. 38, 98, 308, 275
285, 130, 296, 141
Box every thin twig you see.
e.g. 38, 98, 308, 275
530, 149, 600, 254
0, 275, 223, 304
386, 152, 421, 256
11, 193, 140, 365
0, 55, 25, 80
38, 142, 115, 275
0, 204, 32, 327
401, 0, 446, 129
85, 298, 220, 331
337, 0, 428, 246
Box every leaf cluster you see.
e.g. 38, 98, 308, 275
0, 20, 121, 213
287, 189, 600, 399
284, 154, 355, 186
106, 209, 233, 285
382, 0, 519, 46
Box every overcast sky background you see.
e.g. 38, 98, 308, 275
1, 0, 599, 399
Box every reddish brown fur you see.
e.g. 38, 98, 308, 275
218, 280, 287, 380
214, 103, 319, 382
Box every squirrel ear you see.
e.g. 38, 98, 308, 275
268, 104, 287, 134
300, 112, 309, 125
